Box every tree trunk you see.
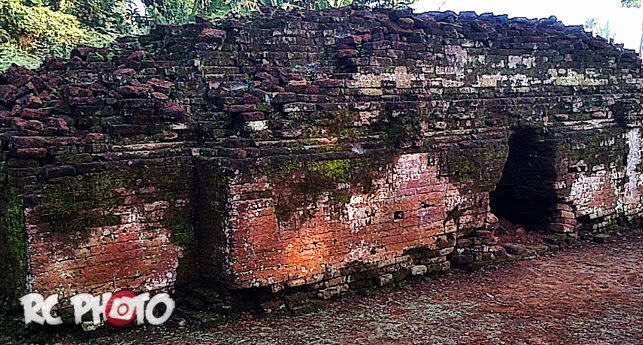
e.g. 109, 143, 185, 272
639, 19, 643, 59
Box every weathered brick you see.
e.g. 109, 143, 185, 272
0, 7, 641, 309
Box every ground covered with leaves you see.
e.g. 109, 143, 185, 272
3, 228, 642, 344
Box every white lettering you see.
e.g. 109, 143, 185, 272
19, 293, 45, 325
20, 291, 173, 326
145, 293, 175, 326
42, 294, 62, 325
70, 293, 95, 324
19, 293, 62, 325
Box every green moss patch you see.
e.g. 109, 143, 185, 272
193, 160, 229, 287
554, 129, 625, 170
261, 154, 391, 223
37, 159, 194, 239
381, 114, 422, 147
38, 173, 124, 234
441, 144, 508, 192
0, 188, 27, 299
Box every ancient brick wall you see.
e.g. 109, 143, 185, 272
0, 32, 202, 299
1, 7, 642, 303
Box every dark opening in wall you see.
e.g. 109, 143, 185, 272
489, 127, 557, 231
194, 159, 228, 288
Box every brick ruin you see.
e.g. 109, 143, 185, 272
1, 7, 643, 310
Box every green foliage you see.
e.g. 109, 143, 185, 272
140, 0, 416, 26
0, 0, 122, 70
1, 0, 88, 52
622, 0, 641, 8
0, 0, 418, 70
0, 42, 42, 70
66, 0, 140, 35
140, 0, 258, 23
144, 0, 204, 24
256, 0, 352, 10
584, 18, 616, 40
353, 0, 414, 8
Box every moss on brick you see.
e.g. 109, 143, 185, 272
307, 159, 351, 182
262, 154, 391, 223
38, 172, 124, 234
381, 112, 422, 146
441, 145, 508, 192
327, 110, 365, 139
554, 129, 625, 170
193, 160, 229, 287
165, 206, 194, 247
0, 188, 27, 299
37, 159, 194, 244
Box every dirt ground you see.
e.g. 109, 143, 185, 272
3, 228, 642, 345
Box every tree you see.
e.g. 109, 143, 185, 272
584, 18, 617, 41
622, 0, 641, 6
1, 0, 417, 71
0, 0, 141, 70
621, 0, 643, 59
0, 0, 91, 69
65, 0, 139, 35
138, 0, 415, 25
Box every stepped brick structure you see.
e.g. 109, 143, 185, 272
1, 7, 642, 307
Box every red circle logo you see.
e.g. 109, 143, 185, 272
105, 290, 138, 327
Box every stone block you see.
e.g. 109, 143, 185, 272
376, 273, 394, 287
410, 265, 428, 276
